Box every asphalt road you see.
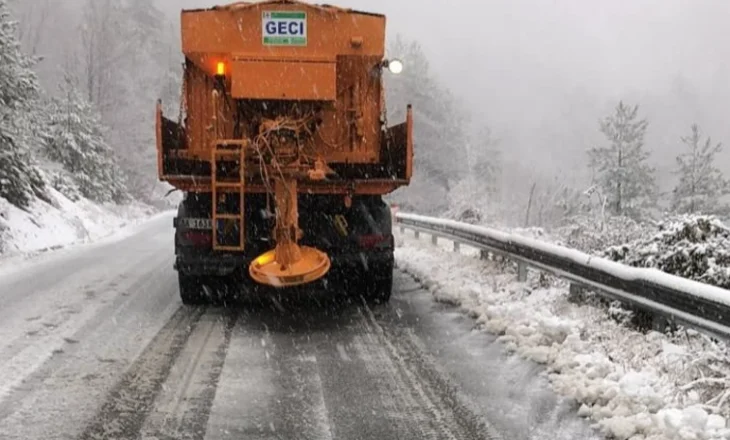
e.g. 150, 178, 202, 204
0, 213, 601, 440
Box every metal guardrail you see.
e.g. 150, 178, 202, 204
395, 212, 730, 340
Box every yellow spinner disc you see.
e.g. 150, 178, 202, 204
249, 246, 331, 287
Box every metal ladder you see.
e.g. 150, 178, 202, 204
211, 142, 246, 252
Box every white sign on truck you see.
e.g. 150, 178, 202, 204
262, 11, 307, 46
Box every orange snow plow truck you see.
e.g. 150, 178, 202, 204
156, 0, 413, 305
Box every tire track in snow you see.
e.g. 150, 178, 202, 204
203, 315, 279, 440
269, 343, 333, 440
138, 309, 237, 440
78, 306, 205, 440
356, 304, 504, 440
0, 254, 171, 413
204, 309, 334, 440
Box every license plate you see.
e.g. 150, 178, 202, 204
178, 218, 212, 230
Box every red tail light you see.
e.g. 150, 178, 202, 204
181, 230, 212, 247
358, 234, 393, 249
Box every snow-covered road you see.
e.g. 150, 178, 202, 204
0, 213, 600, 440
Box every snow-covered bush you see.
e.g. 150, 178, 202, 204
603, 214, 730, 288
509, 226, 550, 241
46, 169, 82, 202
444, 206, 484, 225
555, 213, 652, 254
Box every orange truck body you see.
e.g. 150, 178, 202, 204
156, 0, 413, 196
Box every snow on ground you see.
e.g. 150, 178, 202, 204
395, 230, 730, 440
0, 188, 157, 258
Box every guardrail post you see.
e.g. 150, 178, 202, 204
453, 242, 460, 252
414, 230, 420, 239
568, 283, 585, 303
479, 250, 489, 260
431, 235, 438, 245
399, 226, 405, 233
517, 262, 527, 282
651, 314, 677, 334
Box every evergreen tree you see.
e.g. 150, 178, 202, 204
0, 0, 45, 208
588, 101, 656, 218
43, 75, 127, 203
671, 124, 730, 214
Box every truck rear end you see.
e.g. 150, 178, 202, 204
156, 0, 413, 304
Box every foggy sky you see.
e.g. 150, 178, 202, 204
159, 0, 730, 191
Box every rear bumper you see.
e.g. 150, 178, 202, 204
174, 253, 247, 277
175, 249, 394, 278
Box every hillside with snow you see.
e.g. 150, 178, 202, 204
0, 0, 178, 258
0, 189, 158, 257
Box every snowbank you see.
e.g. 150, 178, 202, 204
0, 188, 156, 257
395, 232, 730, 440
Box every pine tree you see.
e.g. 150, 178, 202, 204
671, 124, 730, 214
588, 101, 656, 218
0, 0, 45, 208
43, 75, 127, 203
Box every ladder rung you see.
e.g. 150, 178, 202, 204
215, 139, 249, 146
214, 245, 246, 252
214, 214, 244, 220
214, 182, 244, 189
214, 150, 244, 157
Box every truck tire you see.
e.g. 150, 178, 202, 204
368, 272, 393, 304
360, 265, 393, 304
178, 273, 210, 305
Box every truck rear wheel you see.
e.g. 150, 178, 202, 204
359, 263, 393, 304
367, 272, 393, 304
178, 273, 210, 305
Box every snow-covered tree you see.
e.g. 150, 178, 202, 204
671, 124, 730, 215
42, 75, 127, 203
588, 101, 656, 218
0, 0, 46, 208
